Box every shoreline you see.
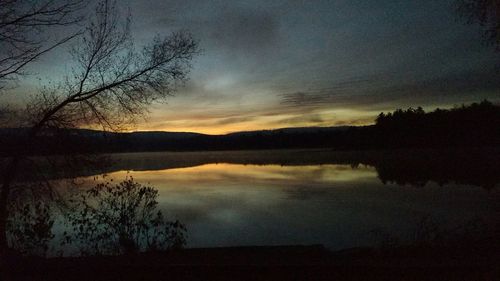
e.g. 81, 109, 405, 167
7, 243, 499, 280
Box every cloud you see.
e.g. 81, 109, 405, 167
208, 8, 281, 56
142, 1, 283, 60
12, 0, 499, 134
273, 114, 325, 126
214, 116, 257, 126
279, 64, 500, 111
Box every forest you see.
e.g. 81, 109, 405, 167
1, 100, 498, 155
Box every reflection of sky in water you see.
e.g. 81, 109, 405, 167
99, 164, 499, 250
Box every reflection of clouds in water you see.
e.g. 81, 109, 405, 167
100, 164, 381, 247
99, 164, 499, 249
285, 184, 330, 201
107, 163, 377, 187
104, 164, 379, 224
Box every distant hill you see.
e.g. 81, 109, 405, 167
0, 125, 359, 155
225, 126, 351, 137
0, 101, 498, 155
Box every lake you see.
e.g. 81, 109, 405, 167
37, 149, 498, 255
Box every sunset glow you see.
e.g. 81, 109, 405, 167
3, 0, 498, 134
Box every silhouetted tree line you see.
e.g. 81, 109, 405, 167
373, 100, 499, 148
0, 100, 498, 156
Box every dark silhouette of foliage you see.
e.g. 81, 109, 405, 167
373, 100, 499, 148
366, 148, 499, 189
6, 202, 54, 257
0, 0, 198, 265
2, 101, 497, 155
375, 100, 497, 128
0, 0, 85, 87
63, 178, 186, 256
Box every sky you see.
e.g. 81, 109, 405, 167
7, 0, 500, 134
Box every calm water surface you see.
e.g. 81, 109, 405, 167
92, 161, 498, 251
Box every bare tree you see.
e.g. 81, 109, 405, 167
0, 0, 85, 88
0, 0, 198, 270
0, 2, 86, 278
25, 0, 197, 132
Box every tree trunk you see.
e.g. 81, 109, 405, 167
0, 157, 20, 247
0, 156, 20, 281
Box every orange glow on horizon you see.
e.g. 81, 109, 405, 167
132, 110, 377, 134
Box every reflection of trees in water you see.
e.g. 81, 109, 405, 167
10, 149, 499, 190
109, 149, 499, 190
6, 179, 186, 256
5, 180, 61, 257
63, 178, 186, 256
369, 214, 499, 252
369, 151, 500, 189
7, 201, 54, 257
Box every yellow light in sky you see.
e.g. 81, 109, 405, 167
135, 108, 377, 134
